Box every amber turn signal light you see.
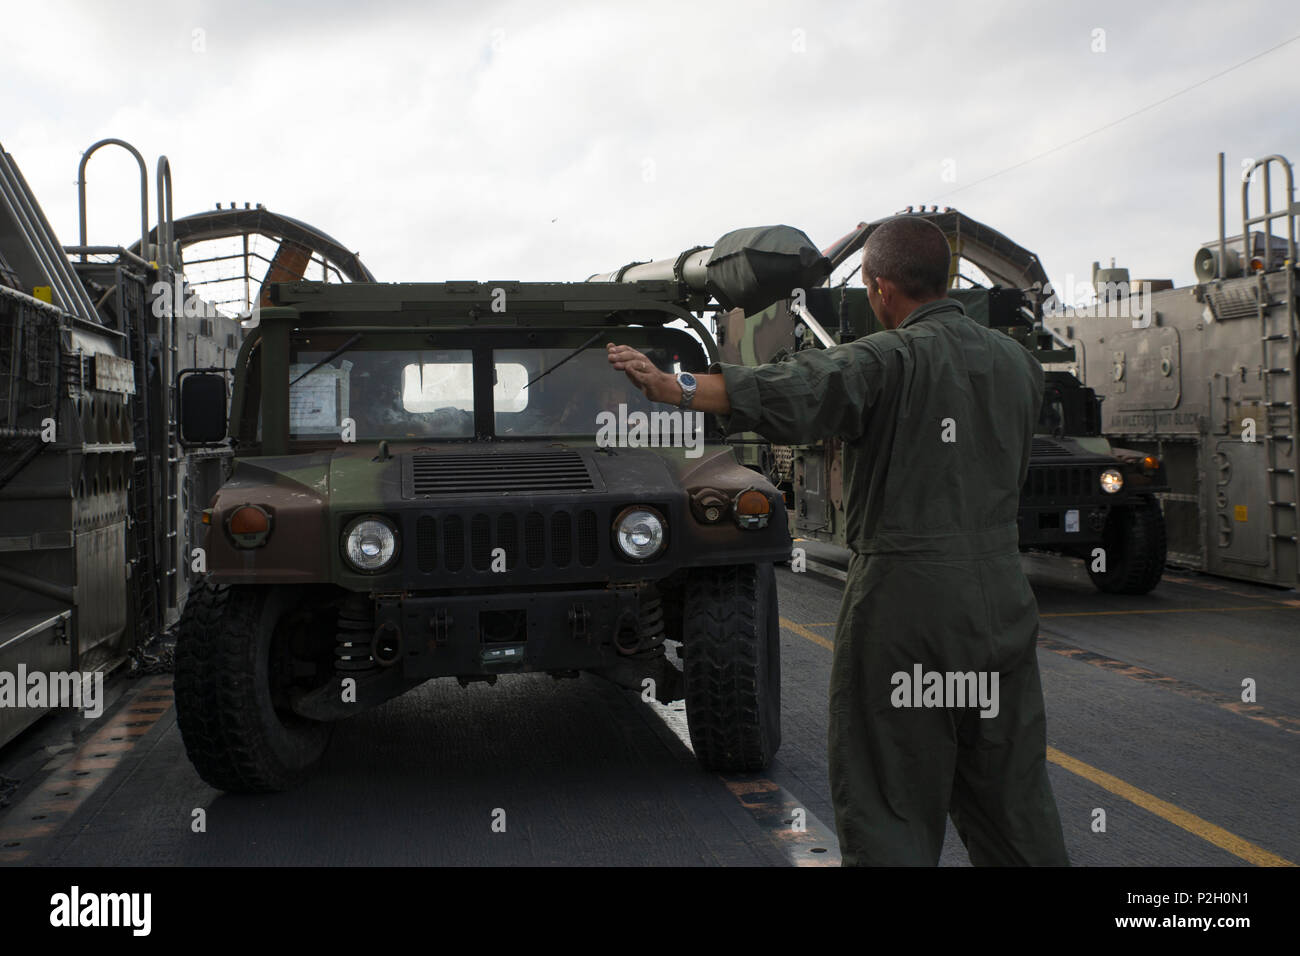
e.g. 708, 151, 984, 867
734, 489, 771, 529
230, 506, 270, 534
228, 504, 272, 548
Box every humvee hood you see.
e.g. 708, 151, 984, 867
221, 442, 759, 515
220, 452, 334, 503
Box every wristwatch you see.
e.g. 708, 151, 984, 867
675, 371, 697, 408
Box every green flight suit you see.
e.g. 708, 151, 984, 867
715, 297, 1069, 866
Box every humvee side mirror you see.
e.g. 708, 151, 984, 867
178, 370, 229, 445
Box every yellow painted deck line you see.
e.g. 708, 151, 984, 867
780, 617, 833, 651
1041, 604, 1298, 618
781, 614, 1296, 868
1046, 746, 1296, 867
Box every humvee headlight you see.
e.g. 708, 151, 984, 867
614, 507, 666, 561
343, 516, 398, 572
1100, 469, 1124, 494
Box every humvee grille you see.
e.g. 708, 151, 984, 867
414, 508, 599, 573
409, 451, 594, 496
1023, 465, 1099, 499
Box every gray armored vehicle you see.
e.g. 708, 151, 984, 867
1049, 153, 1298, 590
174, 227, 826, 791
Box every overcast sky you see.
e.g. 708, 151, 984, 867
2, 0, 1297, 303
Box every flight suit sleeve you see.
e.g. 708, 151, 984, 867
710, 338, 896, 444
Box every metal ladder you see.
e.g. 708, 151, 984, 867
1242, 155, 1299, 580
155, 157, 182, 612
73, 138, 168, 639
121, 267, 162, 644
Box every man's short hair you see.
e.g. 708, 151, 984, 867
862, 216, 952, 300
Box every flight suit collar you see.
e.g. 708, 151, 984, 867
898, 297, 966, 329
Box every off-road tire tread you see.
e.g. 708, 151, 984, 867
682, 563, 780, 772
174, 581, 330, 792
1088, 496, 1167, 595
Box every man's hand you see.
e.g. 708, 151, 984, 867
607, 344, 681, 404
607, 343, 733, 415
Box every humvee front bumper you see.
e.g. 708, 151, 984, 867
287, 582, 683, 720
380, 586, 642, 679
1017, 502, 1110, 550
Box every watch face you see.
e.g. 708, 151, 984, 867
678, 372, 697, 387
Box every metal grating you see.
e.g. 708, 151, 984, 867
416, 515, 436, 572
497, 513, 518, 569
443, 515, 465, 571
551, 511, 572, 566
524, 512, 545, 568
471, 514, 492, 570
1205, 286, 1258, 323
410, 450, 593, 497
577, 509, 598, 566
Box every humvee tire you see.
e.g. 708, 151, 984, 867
175, 581, 332, 792
682, 563, 781, 771
1087, 496, 1167, 595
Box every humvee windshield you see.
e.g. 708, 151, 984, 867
285, 332, 699, 441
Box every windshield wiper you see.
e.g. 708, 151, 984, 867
523, 331, 606, 388
290, 333, 363, 387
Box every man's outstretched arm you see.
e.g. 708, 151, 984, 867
607, 339, 892, 444
606, 343, 730, 414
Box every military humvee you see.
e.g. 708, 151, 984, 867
173, 274, 800, 792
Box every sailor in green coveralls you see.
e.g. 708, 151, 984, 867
608, 215, 1069, 866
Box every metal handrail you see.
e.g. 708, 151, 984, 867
77, 138, 149, 263
156, 155, 175, 269
1241, 155, 1296, 273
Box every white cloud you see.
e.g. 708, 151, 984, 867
1, 0, 1296, 294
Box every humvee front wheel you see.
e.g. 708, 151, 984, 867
682, 563, 781, 771
1086, 496, 1167, 595
175, 582, 332, 792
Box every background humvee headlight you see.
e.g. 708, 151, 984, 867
614, 507, 665, 560
1100, 469, 1124, 494
343, 516, 398, 572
